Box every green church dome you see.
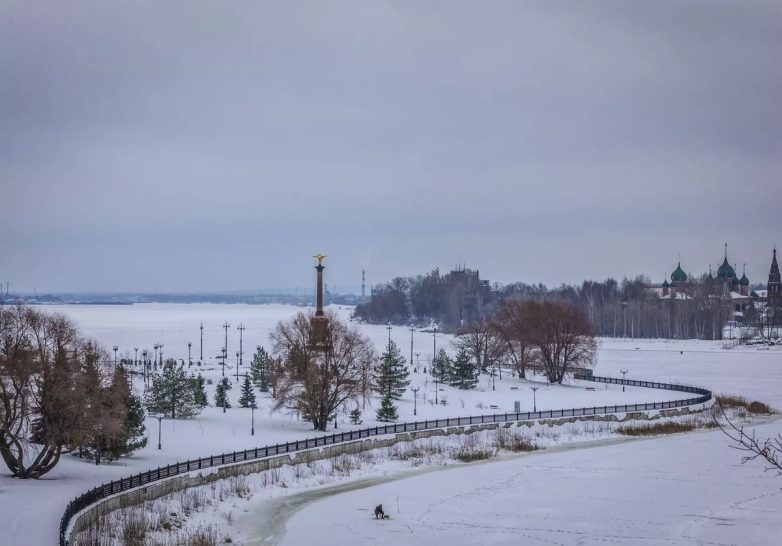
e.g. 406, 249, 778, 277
662, 279, 670, 288
716, 257, 735, 279
739, 273, 749, 286
671, 262, 687, 283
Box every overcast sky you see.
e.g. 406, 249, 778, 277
2, 1, 780, 293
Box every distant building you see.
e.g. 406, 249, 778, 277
657, 244, 754, 321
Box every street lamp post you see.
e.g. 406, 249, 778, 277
409, 326, 415, 372
434, 379, 439, 405
188, 342, 192, 367
113, 346, 118, 366
222, 321, 230, 361
200, 322, 204, 361
415, 352, 420, 373
237, 324, 246, 367
235, 351, 240, 382
159, 344, 164, 368
530, 386, 539, 413
620, 369, 628, 392
386, 323, 392, 349
411, 386, 419, 416
153, 344, 159, 371
433, 324, 438, 359
156, 415, 164, 450
142, 349, 148, 387
133, 347, 139, 366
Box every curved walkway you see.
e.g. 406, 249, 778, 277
61, 374, 711, 545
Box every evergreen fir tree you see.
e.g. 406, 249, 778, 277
373, 341, 409, 422
111, 393, 148, 458
374, 341, 410, 401
376, 394, 399, 422
349, 408, 363, 425
430, 348, 452, 383
191, 373, 208, 408
145, 362, 201, 419
214, 377, 232, 411
449, 348, 479, 390
250, 346, 271, 392
238, 374, 257, 408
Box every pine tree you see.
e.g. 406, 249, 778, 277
250, 346, 271, 392
238, 374, 257, 408
376, 394, 399, 422
374, 341, 410, 401
191, 374, 208, 408
145, 362, 201, 419
349, 408, 363, 425
214, 377, 232, 411
430, 348, 452, 383
449, 348, 479, 390
111, 393, 148, 458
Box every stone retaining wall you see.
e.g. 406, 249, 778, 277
69, 400, 709, 542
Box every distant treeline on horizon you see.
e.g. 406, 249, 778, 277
354, 266, 770, 341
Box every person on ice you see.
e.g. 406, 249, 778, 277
374, 504, 385, 519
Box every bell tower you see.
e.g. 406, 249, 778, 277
768, 246, 781, 309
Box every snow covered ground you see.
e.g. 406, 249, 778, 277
1, 304, 780, 545
278, 419, 782, 546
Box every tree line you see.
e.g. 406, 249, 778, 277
355, 267, 756, 340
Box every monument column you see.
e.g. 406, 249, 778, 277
311, 255, 329, 346
315, 259, 325, 316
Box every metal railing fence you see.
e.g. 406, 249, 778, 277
60, 374, 711, 545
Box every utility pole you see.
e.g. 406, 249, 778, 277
187, 342, 192, 367
237, 324, 246, 367
412, 386, 419, 416
113, 346, 118, 366
222, 321, 230, 361
153, 344, 159, 371
221, 348, 226, 377
434, 378, 439, 405
235, 351, 240, 382
530, 386, 539, 413
200, 322, 204, 361
133, 347, 139, 366
159, 344, 164, 368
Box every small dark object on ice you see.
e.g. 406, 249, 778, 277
374, 504, 387, 519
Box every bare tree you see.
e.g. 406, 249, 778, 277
525, 300, 596, 384
270, 311, 375, 431
0, 306, 120, 478
714, 402, 782, 474
454, 319, 506, 374
491, 299, 538, 379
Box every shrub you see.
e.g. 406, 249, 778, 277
716, 395, 773, 415
616, 422, 695, 436
494, 429, 538, 452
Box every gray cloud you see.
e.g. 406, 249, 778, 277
2, 1, 780, 292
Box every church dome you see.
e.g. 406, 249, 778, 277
671, 262, 687, 283
716, 257, 735, 279
662, 279, 670, 288
739, 273, 749, 286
